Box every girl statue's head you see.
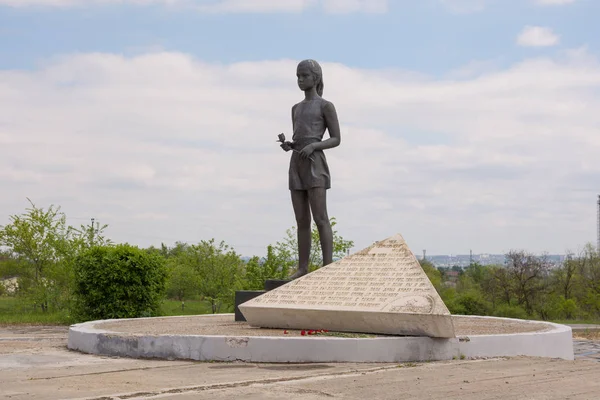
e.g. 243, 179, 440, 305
297, 59, 324, 97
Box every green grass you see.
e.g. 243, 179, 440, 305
0, 296, 74, 325
398, 362, 419, 367
3, 294, 600, 328
0, 297, 226, 325
160, 299, 215, 316
320, 331, 377, 338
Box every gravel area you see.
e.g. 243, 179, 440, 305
97, 314, 553, 337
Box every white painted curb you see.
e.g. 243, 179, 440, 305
68, 314, 574, 363
455, 316, 574, 360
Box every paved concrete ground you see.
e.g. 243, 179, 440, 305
568, 324, 600, 331
1, 325, 600, 400
574, 340, 600, 362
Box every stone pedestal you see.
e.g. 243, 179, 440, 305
239, 234, 456, 338
234, 290, 265, 322
235, 280, 293, 321
264, 279, 291, 291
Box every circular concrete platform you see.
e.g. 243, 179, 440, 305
68, 314, 574, 363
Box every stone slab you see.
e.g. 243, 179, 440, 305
239, 234, 456, 338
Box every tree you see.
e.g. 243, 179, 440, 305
572, 244, 600, 317
0, 199, 77, 311
241, 245, 294, 290
552, 252, 577, 301
504, 250, 550, 315
419, 259, 443, 292
491, 265, 514, 306
464, 262, 488, 285
152, 242, 199, 303
178, 239, 244, 314
0, 251, 25, 283
72, 219, 111, 250
437, 266, 450, 281
479, 265, 501, 310
166, 260, 199, 303
0, 200, 72, 283
151, 241, 190, 259
0, 200, 113, 312
274, 217, 354, 273
451, 265, 463, 273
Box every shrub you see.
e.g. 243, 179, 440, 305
493, 304, 529, 320
445, 290, 491, 316
558, 298, 580, 320
535, 294, 563, 321
74, 244, 167, 320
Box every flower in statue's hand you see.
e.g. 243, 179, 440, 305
281, 142, 293, 152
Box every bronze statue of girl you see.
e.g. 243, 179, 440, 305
280, 59, 341, 279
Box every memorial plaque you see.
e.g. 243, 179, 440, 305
239, 234, 455, 338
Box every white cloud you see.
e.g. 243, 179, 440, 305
0, 0, 144, 6
0, 0, 388, 13
2, 51, 600, 255
447, 58, 502, 79
440, 0, 577, 13
322, 0, 387, 14
194, 0, 315, 13
517, 26, 560, 47
439, 0, 488, 14
534, 0, 576, 5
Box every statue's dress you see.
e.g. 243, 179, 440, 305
289, 97, 331, 191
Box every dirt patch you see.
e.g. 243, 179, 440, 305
0, 325, 69, 354
451, 315, 551, 335
0, 325, 69, 336
97, 314, 552, 337
574, 330, 600, 341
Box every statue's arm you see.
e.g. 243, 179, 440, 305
313, 101, 341, 151
281, 105, 297, 152
291, 104, 297, 129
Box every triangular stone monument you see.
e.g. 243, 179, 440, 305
239, 234, 455, 338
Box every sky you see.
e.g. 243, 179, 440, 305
1, 0, 599, 257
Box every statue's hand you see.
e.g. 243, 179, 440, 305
300, 143, 315, 159
280, 141, 293, 152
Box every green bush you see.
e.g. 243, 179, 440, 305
493, 304, 529, 320
74, 244, 167, 320
447, 290, 492, 316
556, 297, 580, 320
535, 294, 563, 321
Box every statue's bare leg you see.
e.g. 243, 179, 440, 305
308, 187, 333, 266
290, 189, 311, 279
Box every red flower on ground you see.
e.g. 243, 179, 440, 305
284, 330, 288, 334
301, 330, 306, 336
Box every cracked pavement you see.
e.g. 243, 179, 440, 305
1, 325, 599, 400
